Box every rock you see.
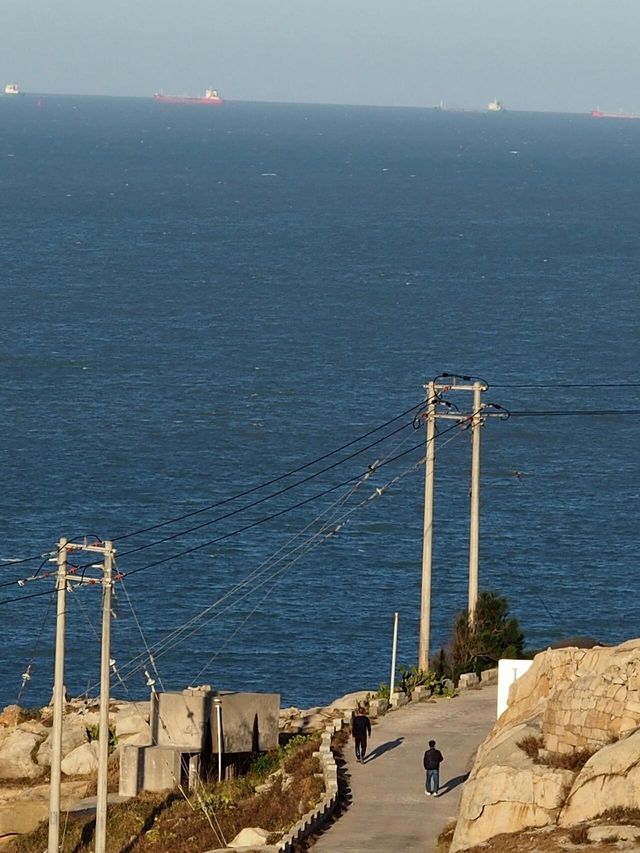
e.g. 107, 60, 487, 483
37, 719, 88, 767
451, 720, 574, 852
559, 730, 640, 826
326, 691, 372, 711
0, 780, 88, 839
0, 729, 46, 780
481, 668, 499, 684
61, 742, 99, 776
588, 824, 640, 843
228, 826, 270, 848
115, 705, 151, 746
0, 705, 28, 728
458, 673, 479, 689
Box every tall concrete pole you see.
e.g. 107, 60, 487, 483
48, 537, 68, 853
389, 611, 399, 698
95, 541, 115, 853
468, 382, 483, 625
418, 383, 436, 671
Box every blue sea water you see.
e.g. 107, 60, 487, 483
1, 95, 639, 710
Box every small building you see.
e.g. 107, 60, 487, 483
119, 687, 280, 795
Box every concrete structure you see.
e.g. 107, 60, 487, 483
119, 688, 279, 796
497, 658, 533, 717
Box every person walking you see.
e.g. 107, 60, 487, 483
352, 706, 372, 764
423, 739, 444, 796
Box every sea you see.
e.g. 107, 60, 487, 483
1, 95, 639, 711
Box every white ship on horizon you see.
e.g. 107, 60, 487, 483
4, 83, 21, 95
488, 98, 506, 112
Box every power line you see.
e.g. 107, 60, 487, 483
493, 383, 640, 389
510, 409, 640, 416
111, 399, 427, 544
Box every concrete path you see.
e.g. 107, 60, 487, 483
313, 685, 498, 853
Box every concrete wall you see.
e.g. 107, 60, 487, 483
211, 692, 279, 753
151, 690, 210, 750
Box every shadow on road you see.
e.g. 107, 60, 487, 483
438, 772, 469, 795
363, 736, 404, 763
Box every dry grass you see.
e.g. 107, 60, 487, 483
516, 735, 597, 772
435, 820, 456, 853
517, 735, 544, 760
568, 824, 591, 844
597, 806, 640, 824
5, 735, 323, 853
463, 826, 625, 853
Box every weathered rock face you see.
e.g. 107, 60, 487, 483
451, 639, 640, 852
36, 718, 88, 767
452, 721, 574, 851
560, 729, 640, 826
0, 729, 46, 780
0, 780, 89, 841
61, 742, 99, 776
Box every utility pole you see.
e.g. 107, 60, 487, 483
95, 540, 115, 853
47, 538, 117, 853
417, 375, 505, 670
468, 382, 483, 624
48, 538, 68, 853
418, 382, 436, 672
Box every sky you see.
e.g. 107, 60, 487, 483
2, 0, 640, 112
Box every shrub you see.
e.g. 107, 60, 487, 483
449, 591, 525, 681
517, 735, 544, 760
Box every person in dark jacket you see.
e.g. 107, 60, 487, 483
423, 739, 444, 796
352, 706, 372, 763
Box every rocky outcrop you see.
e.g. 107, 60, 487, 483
560, 729, 640, 826
0, 780, 89, 843
451, 639, 640, 852
36, 718, 88, 768
61, 742, 99, 776
0, 729, 46, 780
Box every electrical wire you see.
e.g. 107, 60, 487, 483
510, 409, 640, 416
111, 399, 427, 544
109, 426, 469, 691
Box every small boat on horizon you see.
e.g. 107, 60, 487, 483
153, 88, 223, 105
488, 98, 506, 112
3, 83, 21, 96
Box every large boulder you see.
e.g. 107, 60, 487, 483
114, 703, 150, 746
0, 729, 46, 780
560, 729, 640, 826
61, 742, 99, 776
36, 719, 88, 767
451, 720, 574, 852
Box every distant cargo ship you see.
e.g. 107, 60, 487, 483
4, 83, 21, 95
488, 98, 506, 112
153, 88, 223, 105
591, 109, 640, 120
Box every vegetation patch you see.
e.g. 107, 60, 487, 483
6, 734, 323, 853
516, 735, 597, 771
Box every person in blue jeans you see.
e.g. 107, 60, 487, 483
423, 739, 444, 796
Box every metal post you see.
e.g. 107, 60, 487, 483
95, 541, 115, 853
418, 382, 436, 671
214, 697, 223, 783
389, 612, 399, 698
468, 382, 483, 624
48, 537, 68, 853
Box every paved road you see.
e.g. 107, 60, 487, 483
313, 686, 498, 853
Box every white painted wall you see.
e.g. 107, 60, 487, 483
497, 658, 534, 718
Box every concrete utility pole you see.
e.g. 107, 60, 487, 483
468, 382, 483, 624
47, 537, 68, 853
418, 376, 504, 670
418, 383, 436, 672
95, 540, 115, 853
47, 538, 117, 853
